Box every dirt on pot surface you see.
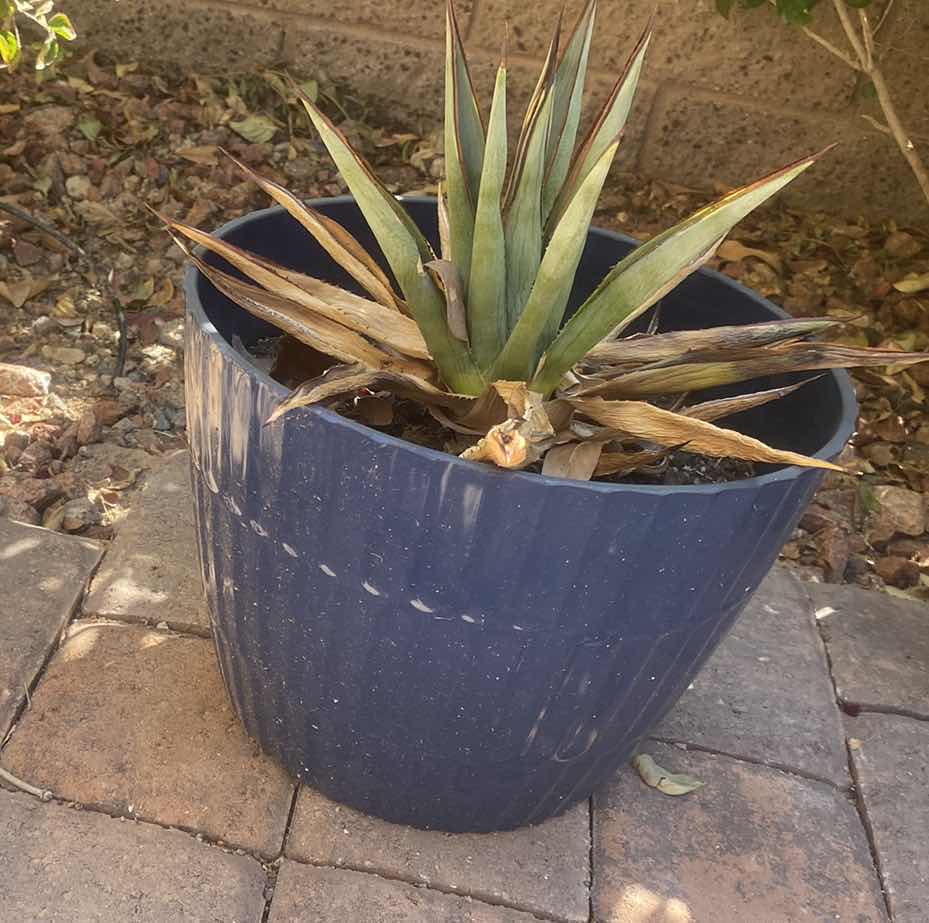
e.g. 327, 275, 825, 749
1, 54, 928, 599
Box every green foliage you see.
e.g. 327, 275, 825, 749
165, 0, 929, 477
717, 0, 873, 24
0, 0, 76, 73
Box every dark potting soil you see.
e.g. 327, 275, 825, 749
251, 334, 758, 486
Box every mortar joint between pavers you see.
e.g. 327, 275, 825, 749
844, 738, 893, 921
0, 785, 275, 871
649, 735, 851, 792
0, 786, 282, 865
273, 784, 301, 862
260, 863, 281, 923
76, 607, 213, 640
810, 597, 892, 920
279, 855, 578, 923
586, 795, 595, 923
1, 547, 106, 751
840, 702, 929, 725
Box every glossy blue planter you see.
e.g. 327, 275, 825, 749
184, 198, 856, 832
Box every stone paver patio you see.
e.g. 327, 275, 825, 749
2, 449, 927, 922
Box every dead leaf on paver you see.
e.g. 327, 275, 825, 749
632, 753, 705, 796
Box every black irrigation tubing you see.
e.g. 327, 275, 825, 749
0, 200, 84, 257
0, 201, 129, 380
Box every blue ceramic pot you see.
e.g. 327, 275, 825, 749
184, 198, 856, 832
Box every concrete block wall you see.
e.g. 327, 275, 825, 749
73, 0, 929, 221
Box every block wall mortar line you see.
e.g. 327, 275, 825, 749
205, 0, 447, 53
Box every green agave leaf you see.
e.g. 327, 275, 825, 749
543, 0, 597, 222
546, 22, 651, 234
492, 139, 619, 382
531, 149, 829, 395
467, 62, 509, 370
503, 34, 558, 334
443, 0, 485, 289
505, 19, 560, 209
295, 82, 484, 394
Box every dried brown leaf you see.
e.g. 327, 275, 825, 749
221, 149, 402, 310
541, 440, 604, 480
268, 363, 468, 424
570, 398, 842, 471
425, 258, 470, 343
163, 216, 429, 359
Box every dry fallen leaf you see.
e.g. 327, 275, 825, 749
177, 145, 219, 166
893, 272, 929, 294
230, 115, 277, 144
0, 277, 51, 309
632, 753, 705, 796
717, 239, 782, 272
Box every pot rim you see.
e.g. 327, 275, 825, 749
184, 196, 858, 496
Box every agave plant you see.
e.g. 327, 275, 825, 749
164, 0, 926, 481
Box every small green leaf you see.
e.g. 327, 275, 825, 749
48, 12, 76, 41
633, 754, 705, 796
229, 114, 278, 144
34, 34, 60, 71
716, 0, 734, 16
77, 115, 102, 141
0, 30, 20, 70
298, 78, 319, 102
776, 0, 818, 25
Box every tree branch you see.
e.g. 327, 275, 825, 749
826, 0, 929, 209
832, 0, 869, 68
765, 0, 859, 69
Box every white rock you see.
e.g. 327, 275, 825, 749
0, 361, 51, 396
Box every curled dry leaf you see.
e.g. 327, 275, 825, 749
632, 753, 705, 796
595, 446, 676, 477
461, 386, 556, 469
425, 258, 470, 343
683, 379, 815, 423
541, 440, 605, 480
267, 363, 470, 424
